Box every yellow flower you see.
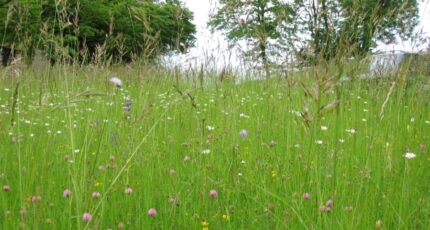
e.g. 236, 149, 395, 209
201, 220, 209, 230
271, 170, 277, 178
222, 214, 230, 221
375, 219, 383, 229
94, 182, 102, 187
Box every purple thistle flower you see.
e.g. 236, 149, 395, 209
239, 129, 248, 138
110, 77, 122, 88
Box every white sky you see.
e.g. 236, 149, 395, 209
169, 0, 430, 69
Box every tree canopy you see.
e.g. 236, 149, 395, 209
294, 0, 419, 64
209, 0, 295, 77
0, 0, 196, 65
210, 0, 419, 68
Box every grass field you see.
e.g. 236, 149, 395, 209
0, 65, 429, 229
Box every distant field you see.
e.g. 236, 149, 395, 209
0, 65, 429, 229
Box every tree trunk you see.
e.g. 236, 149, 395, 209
1, 47, 12, 67
260, 42, 270, 79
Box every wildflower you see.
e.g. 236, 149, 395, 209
303, 193, 310, 200
82, 212, 92, 223
344, 206, 353, 212
238, 172, 243, 176
346, 129, 356, 134
110, 77, 122, 87
125, 187, 133, 194
168, 196, 180, 206
339, 139, 345, 143
201, 220, 209, 230
206, 126, 215, 131
19, 208, 27, 216
271, 170, 277, 178
147, 208, 157, 217
269, 140, 277, 147
92, 191, 101, 198
320, 126, 328, 131
222, 214, 230, 221
123, 97, 132, 112
315, 140, 323, 145
201, 149, 211, 155
169, 169, 177, 175
31, 195, 42, 203
404, 152, 416, 159
183, 155, 191, 161
63, 189, 71, 198
326, 199, 334, 207
209, 189, 218, 199
239, 113, 249, 118
375, 220, 383, 229
2, 185, 10, 192
239, 129, 248, 138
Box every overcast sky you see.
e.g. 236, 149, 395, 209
170, 0, 430, 69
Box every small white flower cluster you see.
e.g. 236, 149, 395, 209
404, 152, 416, 159
201, 149, 211, 155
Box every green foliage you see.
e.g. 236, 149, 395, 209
209, 0, 295, 77
210, 0, 419, 67
294, 0, 419, 63
0, 0, 42, 64
0, 0, 196, 65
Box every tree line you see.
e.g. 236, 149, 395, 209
0, 0, 419, 70
209, 0, 418, 77
0, 0, 196, 66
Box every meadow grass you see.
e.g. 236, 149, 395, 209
0, 64, 429, 229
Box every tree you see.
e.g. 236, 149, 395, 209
0, 0, 196, 65
209, 0, 295, 78
40, 0, 196, 64
294, 0, 419, 64
0, 0, 42, 65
